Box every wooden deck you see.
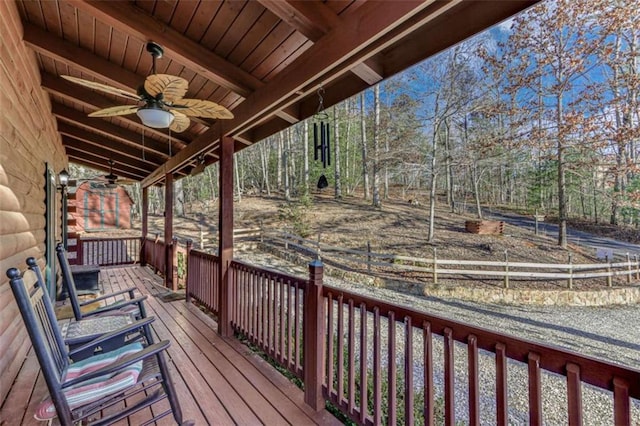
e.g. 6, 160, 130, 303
0, 266, 340, 426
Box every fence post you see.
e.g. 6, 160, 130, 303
432, 247, 438, 284
367, 241, 372, 272
636, 255, 639, 280
186, 240, 192, 304
607, 257, 613, 287
568, 253, 573, 289
304, 260, 325, 411
504, 250, 509, 289
316, 232, 322, 260
627, 253, 632, 284
259, 219, 264, 244
171, 237, 178, 291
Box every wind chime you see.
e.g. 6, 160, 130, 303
314, 87, 330, 189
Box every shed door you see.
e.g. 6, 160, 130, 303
84, 189, 119, 231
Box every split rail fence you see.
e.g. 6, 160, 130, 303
261, 230, 640, 288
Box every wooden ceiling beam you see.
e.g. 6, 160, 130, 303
67, 157, 142, 182
41, 73, 188, 147
23, 26, 210, 135
57, 122, 164, 166
69, 0, 260, 97
51, 103, 171, 158
382, 1, 540, 76
62, 136, 155, 174
143, 0, 436, 187
258, 0, 384, 85
65, 148, 148, 180
68, 0, 300, 123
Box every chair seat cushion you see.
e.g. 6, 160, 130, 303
35, 343, 144, 420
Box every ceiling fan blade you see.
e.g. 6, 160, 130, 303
168, 110, 191, 133
89, 105, 140, 117
61, 75, 140, 101
145, 74, 188, 103
172, 99, 234, 119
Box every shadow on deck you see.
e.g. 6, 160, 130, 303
0, 266, 339, 425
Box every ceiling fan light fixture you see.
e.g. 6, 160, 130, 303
136, 106, 175, 128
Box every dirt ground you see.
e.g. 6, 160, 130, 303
92, 192, 632, 290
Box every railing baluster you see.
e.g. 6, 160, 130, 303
423, 322, 434, 426
267, 276, 273, 356
279, 280, 286, 363
405, 316, 414, 426
347, 299, 355, 415
444, 327, 455, 426
388, 311, 397, 425
566, 362, 582, 426
468, 334, 479, 426
359, 303, 368, 424
287, 283, 294, 370
337, 294, 345, 406
373, 307, 381, 425
528, 352, 542, 426
294, 281, 301, 374
613, 377, 630, 426
496, 342, 508, 426
326, 292, 335, 397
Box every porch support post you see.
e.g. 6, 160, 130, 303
218, 136, 234, 337
164, 173, 174, 290
304, 260, 325, 411
141, 186, 148, 266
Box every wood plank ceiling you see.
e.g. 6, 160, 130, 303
15, 0, 539, 186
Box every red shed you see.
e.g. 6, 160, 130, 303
69, 181, 134, 232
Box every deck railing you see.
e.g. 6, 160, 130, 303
143, 235, 167, 275
230, 259, 306, 380
186, 248, 220, 315
322, 286, 640, 425
77, 236, 141, 266
183, 248, 640, 425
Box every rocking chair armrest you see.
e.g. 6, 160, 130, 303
63, 340, 170, 388
68, 316, 155, 357
81, 296, 148, 317
80, 287, 138, 305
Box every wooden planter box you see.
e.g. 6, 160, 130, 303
465, 220, 505, 235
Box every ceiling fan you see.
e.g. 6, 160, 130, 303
61, 42, 233, 133
87, 159, 135, 188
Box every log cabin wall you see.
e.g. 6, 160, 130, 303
0, 1, 66, 403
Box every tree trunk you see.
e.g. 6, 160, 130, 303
283, 130, 290, 201
333, 106, 342, 199
303, 121, 309, 195
372, 85, 381, 207
360, 92, 370, 200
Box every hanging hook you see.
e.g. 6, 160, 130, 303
314, 87, 329, 120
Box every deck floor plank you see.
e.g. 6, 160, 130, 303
1, 265, 339, 425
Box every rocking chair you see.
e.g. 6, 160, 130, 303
27, 257, 152, 361
6, 267, 190, 425
54, 243, 147, 320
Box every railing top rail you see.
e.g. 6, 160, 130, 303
188, 248, 219, 261
80, 236, 142, 242
231, 259, 308, 287
323, 284, 640, 397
